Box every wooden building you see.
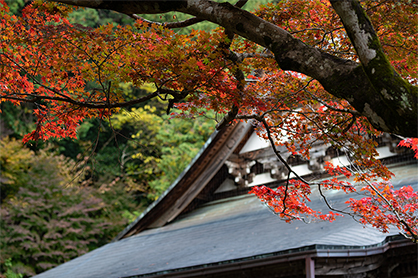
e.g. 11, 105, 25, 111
35, 122, 417, 278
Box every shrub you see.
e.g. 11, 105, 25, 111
0, 139, 139, 276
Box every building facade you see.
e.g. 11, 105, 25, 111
35, 122, 418, 278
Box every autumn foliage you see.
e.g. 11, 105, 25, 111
0, 0, 417, 242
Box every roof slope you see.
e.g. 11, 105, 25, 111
115, 122, 252, 239
34, 164, 418, 278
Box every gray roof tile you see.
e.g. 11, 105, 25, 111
35, 164, 418, 278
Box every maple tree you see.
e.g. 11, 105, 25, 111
0, 0, 417, 242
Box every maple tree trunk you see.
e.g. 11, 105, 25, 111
50, 0, 418, 137
330, 0, 417, 137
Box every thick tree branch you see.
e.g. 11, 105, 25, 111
178, 0, 417, 136
330, 0, 418, 135
129, 0, 247, 29
53, 0, 188, 14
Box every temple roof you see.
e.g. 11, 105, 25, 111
34, 122, 418, 278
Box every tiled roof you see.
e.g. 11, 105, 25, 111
34, 164, 418, 278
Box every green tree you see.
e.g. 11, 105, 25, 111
0, 137, 33, 201
3, 0, 24, 16
67, 6, 134, 28
148, 113, 215, 198
111, 103, 215, 200
0, 139, 139, 276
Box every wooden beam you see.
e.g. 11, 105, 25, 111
305, 257, 315, 278
149, 122, 252, 227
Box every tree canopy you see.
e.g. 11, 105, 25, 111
0, 137, 140, 276
0, 0, 417, 242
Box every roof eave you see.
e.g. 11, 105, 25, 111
125, 235, 415, 278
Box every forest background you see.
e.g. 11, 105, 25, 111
1, 0, 268, 276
